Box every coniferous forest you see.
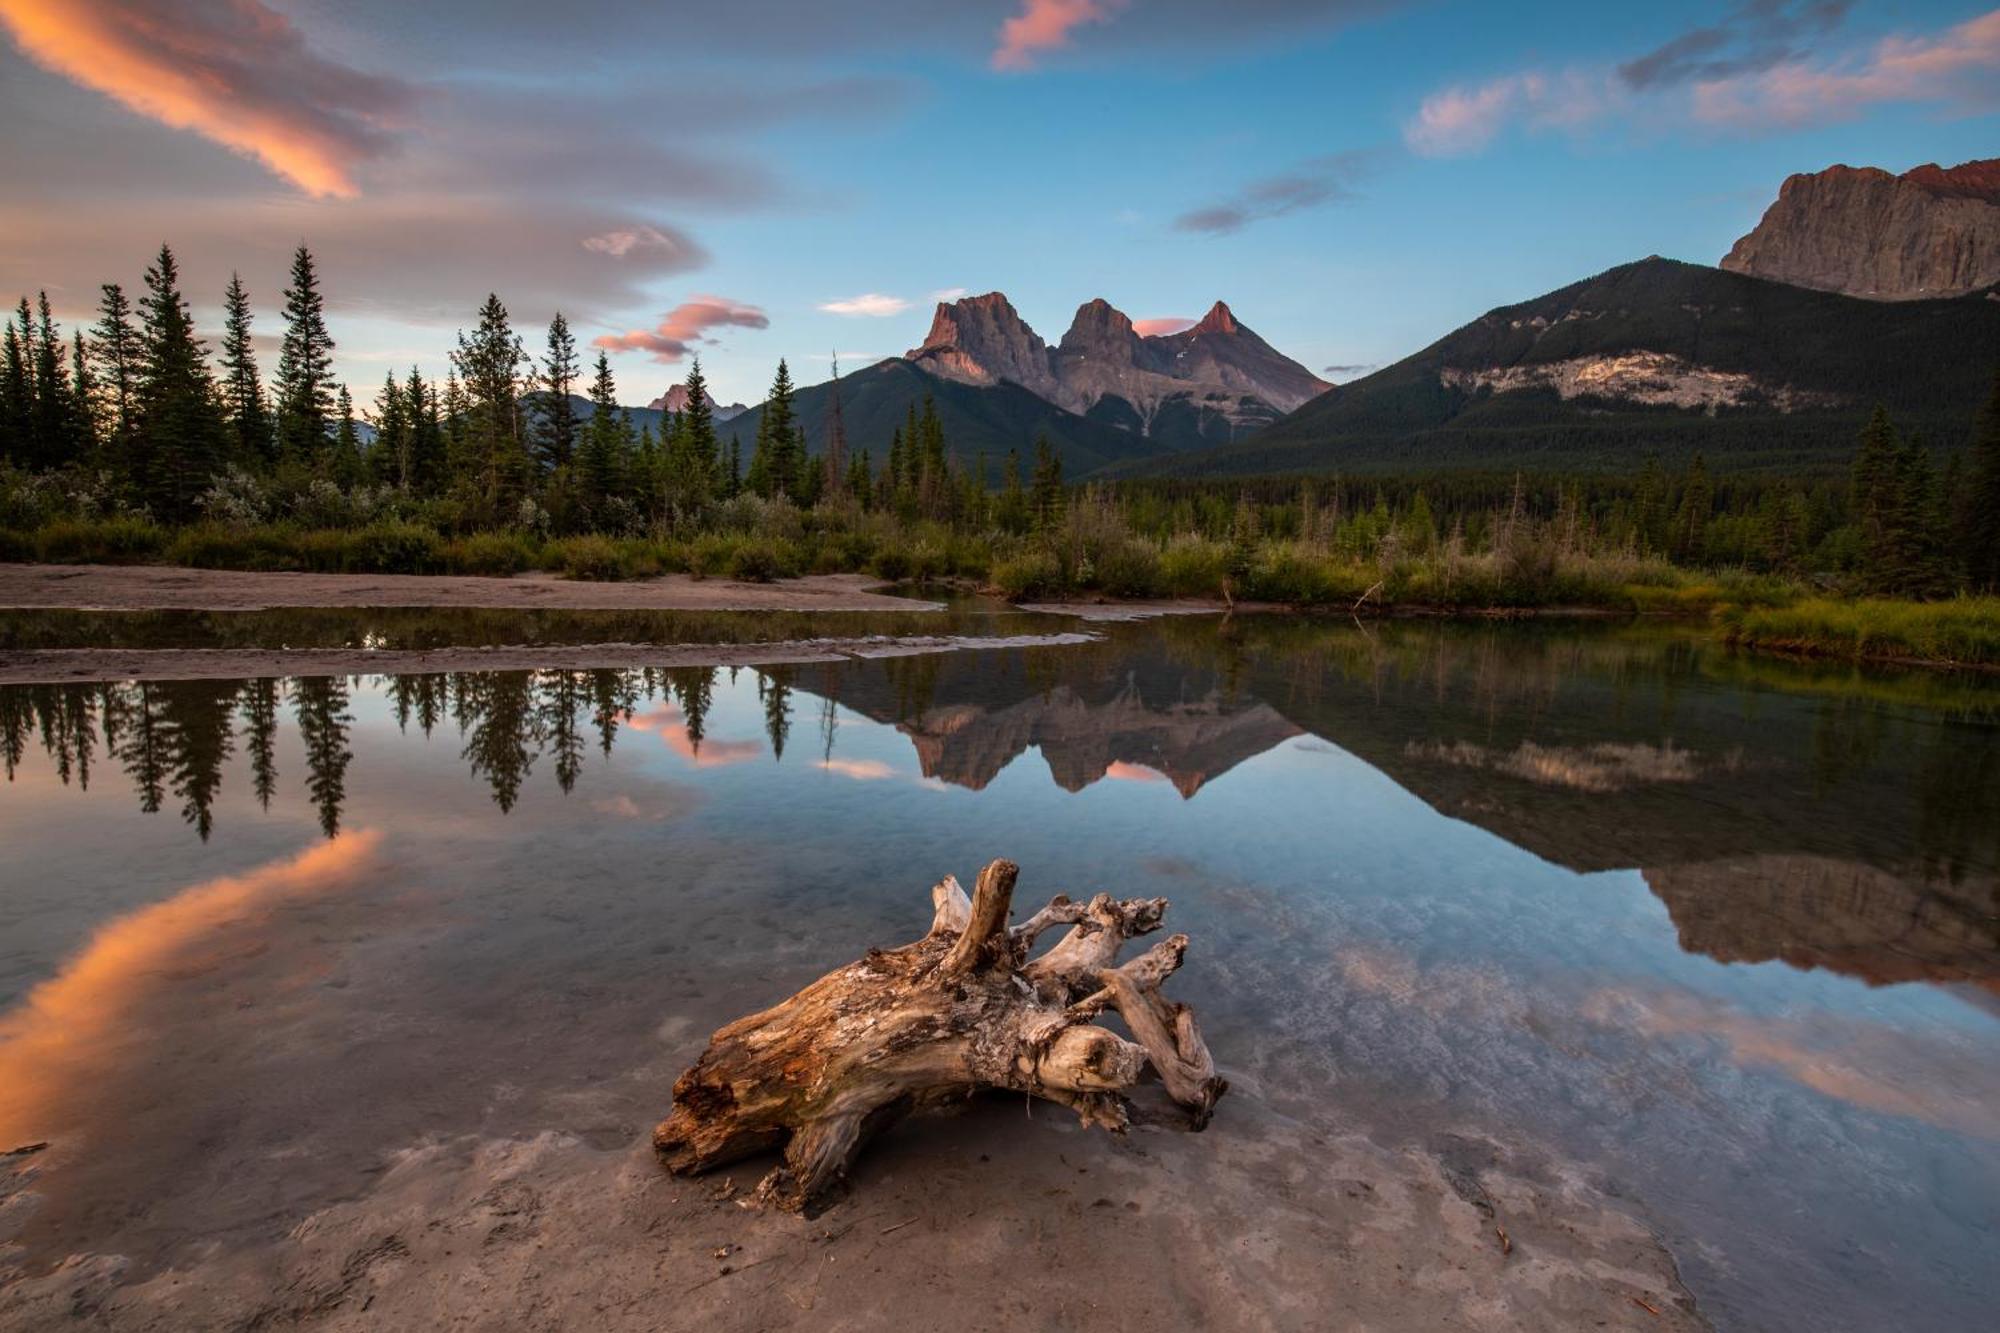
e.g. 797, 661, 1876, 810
4, 245, 2000, 665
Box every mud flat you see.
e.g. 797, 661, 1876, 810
0, 564, 936, 614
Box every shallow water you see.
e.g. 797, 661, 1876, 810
1, 610, 1996, 1331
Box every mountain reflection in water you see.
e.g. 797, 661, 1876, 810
5, 618, 1994, 993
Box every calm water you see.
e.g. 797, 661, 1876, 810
1, 609, 1996, 1331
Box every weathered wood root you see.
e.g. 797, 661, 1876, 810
653, 859, 1227, 1212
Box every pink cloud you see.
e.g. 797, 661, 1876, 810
1692, 8, 2000, 129
817, 758, 897, 781
991, 0, 1123, 72
624, 705, 763, 766
1104, 761, 1168, 783
593, 295, 768, 364
1132, 317, 1196, 337
0, 0, 412, 198
1404, 70, 1615, 157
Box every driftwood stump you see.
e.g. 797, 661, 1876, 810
653, 859, 1226, 1212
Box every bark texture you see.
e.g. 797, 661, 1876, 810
653, 859, 1226, 1211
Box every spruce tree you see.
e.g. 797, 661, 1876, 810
452, 294, 529, 525
372, 370, 410, 487
89, 284, 140, 468
1030, 434, 1064, 530
0, 313, 28, 465
275, 244, 335, 466
405, 367, 445, 498
1850, 405, 1900, 562
1668, 452, 1711, 563
29, 293, 76, 469
1962, 368, 2000, 592
134, 244, 224, 521
220, 273, 273, 466
69, 331, 99, 460
537, 312, 579, 473
333, 383, 361, 482
751, 359, 798, 499
674, 355, 718, 508
579, 349, 624, 522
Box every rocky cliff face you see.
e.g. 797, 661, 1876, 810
647, 383, 748, 420
905, 293, 1328, 450
1721, 158, 2000, 299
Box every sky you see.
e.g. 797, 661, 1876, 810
1, 0, 1996, 409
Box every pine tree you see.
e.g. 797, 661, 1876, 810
0, 312, 28, 465
405, 367, 445, 498
69, 331, 99, 461
371, 370, 410, 487
750, 359, 799, 499
1631, 454, 1665, 553
1962, 367, 2000, 592
726, 436, 742, 499
1668, 452, 1711, 563
1850, 405, 1900, 562
274, 244, 335, 466
452, 294, 529, 525
1881, 437, 1949, 597
333, 383, 361, 482
219, 273, 272, 466
133, 244, 224, 521
29, 292, 76, 468
537, 311, 579, 473
89, 283, 140, 470
667, 355, 718, 512
1030, 434, 1064, 530
823, 355, 846, 495
579, 349, 625, 522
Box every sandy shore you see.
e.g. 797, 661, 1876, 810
1, 1093, 1703, 1331
0, 564, 937, 613
0, 633, 1098, 686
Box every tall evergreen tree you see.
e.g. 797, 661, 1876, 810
822, 355, 846, 495
669, 355, 719, 510
405, 367, 445, 498
89, 283, 140, 469
274, 244, 335, 465
1030, 434, 1064, 530
69, 331, 99, 460
452, 294, 529, 524
1962, 368, 2000, 592
371, 370, 410, 487
537, 311, 579, 473
750, 359, 798, 499
579, 349, 626, 521
29, 292, 76, 468
219, 273, 273, 466
1668, 452, 1711, 563
0, 311, 28, 465
134, 244, 224, 520
1850, 405, 1900, 561
332, 383, 362, 481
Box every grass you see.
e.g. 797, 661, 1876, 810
7, 513, 1998, 671
1719, 596, 2000, 668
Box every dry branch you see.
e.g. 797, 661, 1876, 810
653, 859, 1227, 1212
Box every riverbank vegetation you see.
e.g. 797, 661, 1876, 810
5, 244, 2000, 665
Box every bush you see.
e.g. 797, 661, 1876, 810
0, 528, 31, 562
1158, 536, 1228, 598
442, 531, 536, 577
727, 541, 785, 582
870, 547, 913, 582
34, 516, 168, 564
341, 521, 444, 574
550, 534, 640, 581
989, 549, 1064, 600
1091, 539, 1163, 599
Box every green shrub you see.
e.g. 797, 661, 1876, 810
0, 528, 29, 562
728, 541, 783, 582
341, 521, 443, 574
1091, 539, 1163, 598
1158, 536, 1228, 598
34, 516, 168, 565
443, 531, 535, 576
989, 549, 1064, 599
550, 534, 634, 581
870, 547, 912, 582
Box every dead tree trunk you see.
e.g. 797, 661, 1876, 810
653, 859, 1226, 1212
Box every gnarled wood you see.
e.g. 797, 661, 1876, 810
654, 859, 1227, 1212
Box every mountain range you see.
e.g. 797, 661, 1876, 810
726, 291, 1329, 476
710, 156, 2000, 480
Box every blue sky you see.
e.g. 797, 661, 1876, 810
2, 0, 1996, 407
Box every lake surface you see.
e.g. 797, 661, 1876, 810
1, 606, 1996, 1331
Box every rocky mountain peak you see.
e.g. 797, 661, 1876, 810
1721, 157, 2000, 299
1187, 301, 1240, 336
647, 382, 748, 420
908, 292, 1057, 396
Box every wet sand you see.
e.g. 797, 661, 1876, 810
0, 564, 936, 614
0, 634, 1098, 686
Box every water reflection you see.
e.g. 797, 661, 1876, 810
6, 619, 1994, 996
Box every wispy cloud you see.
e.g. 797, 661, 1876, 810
930, 286, 969, 302
1405, 5, 1997, 156
0, 0, 414, 197
992, 0, 1125, 71
1323, 362, 1375, 378
819, 292, 910, 317
1174, 149, 1378, 236
1692, 7, 2000, 129
1133, 316, 1196, 336
594, 295, 768, 363
1619, 0, 1852, 89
